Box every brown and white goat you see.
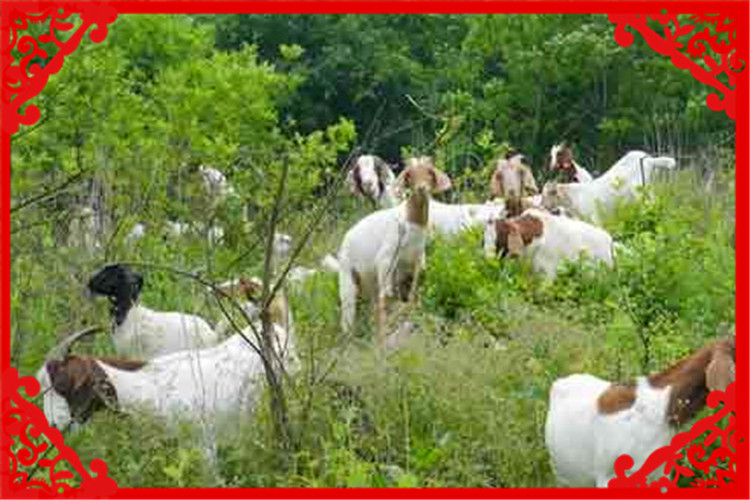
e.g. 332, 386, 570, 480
484, 208, 614, 279
545, 336, 735, 487
490, 153, 539, 199
336, 156, 451, 345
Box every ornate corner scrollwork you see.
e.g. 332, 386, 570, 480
1, 368, 118, 497
608, 12, 746, 120
1, 2, 118, 135
608, 382, 743, 491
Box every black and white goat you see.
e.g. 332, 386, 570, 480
87, 264, 219, 359
346, 154, 399, 209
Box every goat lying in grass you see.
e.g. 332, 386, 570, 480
548, 143, 594, 183
336, 156, 452, 345
88, 264, 218, 358
346, 154, 399, 209
542, 151, 676, 226
484, 208, 614, 279
545, 336, 735, 487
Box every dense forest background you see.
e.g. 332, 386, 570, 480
10, 14, 736, 488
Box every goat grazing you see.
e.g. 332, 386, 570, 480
545, 336, 735, 487
484, 208, 614, 279
548, 143, 594, 183
542, 151, 676, 226
346, 154, 399, 209
88, 264, 219, 358
337, 156, 451, 345
38, 322, 294, 433
490, 153, 539, 199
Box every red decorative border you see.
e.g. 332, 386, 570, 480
1, 2, 118, 134
608, 12, 746, 120
609, 383, 743, 490
1, 368, 118, 498
1, 1, 747, 499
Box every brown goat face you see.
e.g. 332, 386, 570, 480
46, 356, 117, 424
494, 215, 544, 259
706, 337, 736, 392
395, 157, 451, 197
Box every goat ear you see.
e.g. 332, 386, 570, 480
430, 168, 452, 193
490, 170, 504, 199
130, 272, 143, 299
521, 167, 539, 195
393, 166, 411, 198
345, 167, 361, 195
507, 225, 525, 256
706, 347, 735, 392
375, 159, 395, 184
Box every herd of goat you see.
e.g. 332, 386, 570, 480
33, 143, 735, 487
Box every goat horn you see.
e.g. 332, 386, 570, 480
47, 325, 107, 361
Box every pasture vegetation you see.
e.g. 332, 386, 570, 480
10, 14, 735, 489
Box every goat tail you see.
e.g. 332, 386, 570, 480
321, 254, 340, 273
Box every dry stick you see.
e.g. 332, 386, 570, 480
259, 157, 294, 451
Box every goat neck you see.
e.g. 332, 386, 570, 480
406, 186, 430, 226
648, 338, 734, 426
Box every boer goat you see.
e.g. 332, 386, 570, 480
490, 153, 539, 199
337, 156, 451, 345
88, 264, 218, 359
545, 336, 735, 487
346, 154, 398, 209
38, 322, 294, 433
548, 143, 594, 183
484, 208, 614, 279
542, 151, 676, 226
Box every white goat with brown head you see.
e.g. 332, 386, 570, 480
542, 151, 676, 226
337, 156, 451, 345
545, 336, 735, 487
484, 208, 614, 280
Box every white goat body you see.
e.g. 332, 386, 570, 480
543, 151, 675, 226
41, 326, 292, 431
338, 202, 426, 303
429, 200, 505, 238
545, 374, 671, 487
115, 303, 219, 359
545, 337, 735, 487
